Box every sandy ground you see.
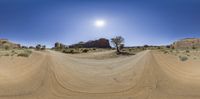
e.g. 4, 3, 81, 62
0, 50, 200, 99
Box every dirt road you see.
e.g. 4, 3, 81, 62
0, 50, 200, 99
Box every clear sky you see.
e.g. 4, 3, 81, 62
0, 0, 200, 47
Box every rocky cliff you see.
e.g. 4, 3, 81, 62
69, 38, 111, 48
0, 39, 21, 49
172, 38, 200, 49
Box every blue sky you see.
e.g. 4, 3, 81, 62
0, 0, 200, 47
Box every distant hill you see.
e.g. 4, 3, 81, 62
0, 39, 21, 49
172, 38, 200, 49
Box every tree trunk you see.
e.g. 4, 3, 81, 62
116, 46, 120, 53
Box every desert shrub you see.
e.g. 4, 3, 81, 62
21, 46, 28, 49
69, 49, 74, 54
82, 49, 89, 53
62, 49, 75, 54
93, 48, 96, 50
4, 45, 10, 50
179, 56, 188, 61
25, 50, 32, 54
117, 51, 135, 55
157, 46, 161, 49
163, 50, 168, 54
122, 49, 126, 51
17, 50, 31, 57
11, 50, 17, 55
36, 44, 41, 50
144, 45, 149, 48
62, 50, 68, 53
166, 45, 171, 49
29, 46, 35, 49
192, 46, 196, 50
17, 53, 29, 57
41, 45, 46, 50
186, 50, 190, 53
11, 50, 15, 53
4, 53, 9, 56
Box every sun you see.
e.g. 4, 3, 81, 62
94, 20, 106, 27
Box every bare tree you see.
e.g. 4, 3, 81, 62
111, 36, 124, 53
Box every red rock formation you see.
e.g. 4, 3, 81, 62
172, 38, 200, 49
69, 38, 111, 48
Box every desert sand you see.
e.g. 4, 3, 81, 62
0, 50, 200, 99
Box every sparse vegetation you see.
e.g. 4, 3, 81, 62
62, 49, 75, 54
21, 46, 28, 49
41, 45, 46, 50
166, 45, 171, 49
4, 53, 9, 56
17, 49, 32, 57
186, 50, 190, 53
163, 50, 168, 54
179, 55, 188, 61
192, 46, 196, 49
54, 42, 66, 50
36, 44, 46, 51
0, 49, 32, 57
82, 49, 89, 53
111, 36, 124, 53
36, 44, 41, 50
17, 53, 29, 57
29, 46, 35, 49
4, 45, 10, 50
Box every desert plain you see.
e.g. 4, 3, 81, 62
0, 47, 200, 99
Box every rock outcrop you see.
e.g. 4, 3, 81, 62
172, 38, 200, 49
69, 38, 111, 48
0, 39, 21, 49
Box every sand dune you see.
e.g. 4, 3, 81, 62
0, 50, 200, 99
